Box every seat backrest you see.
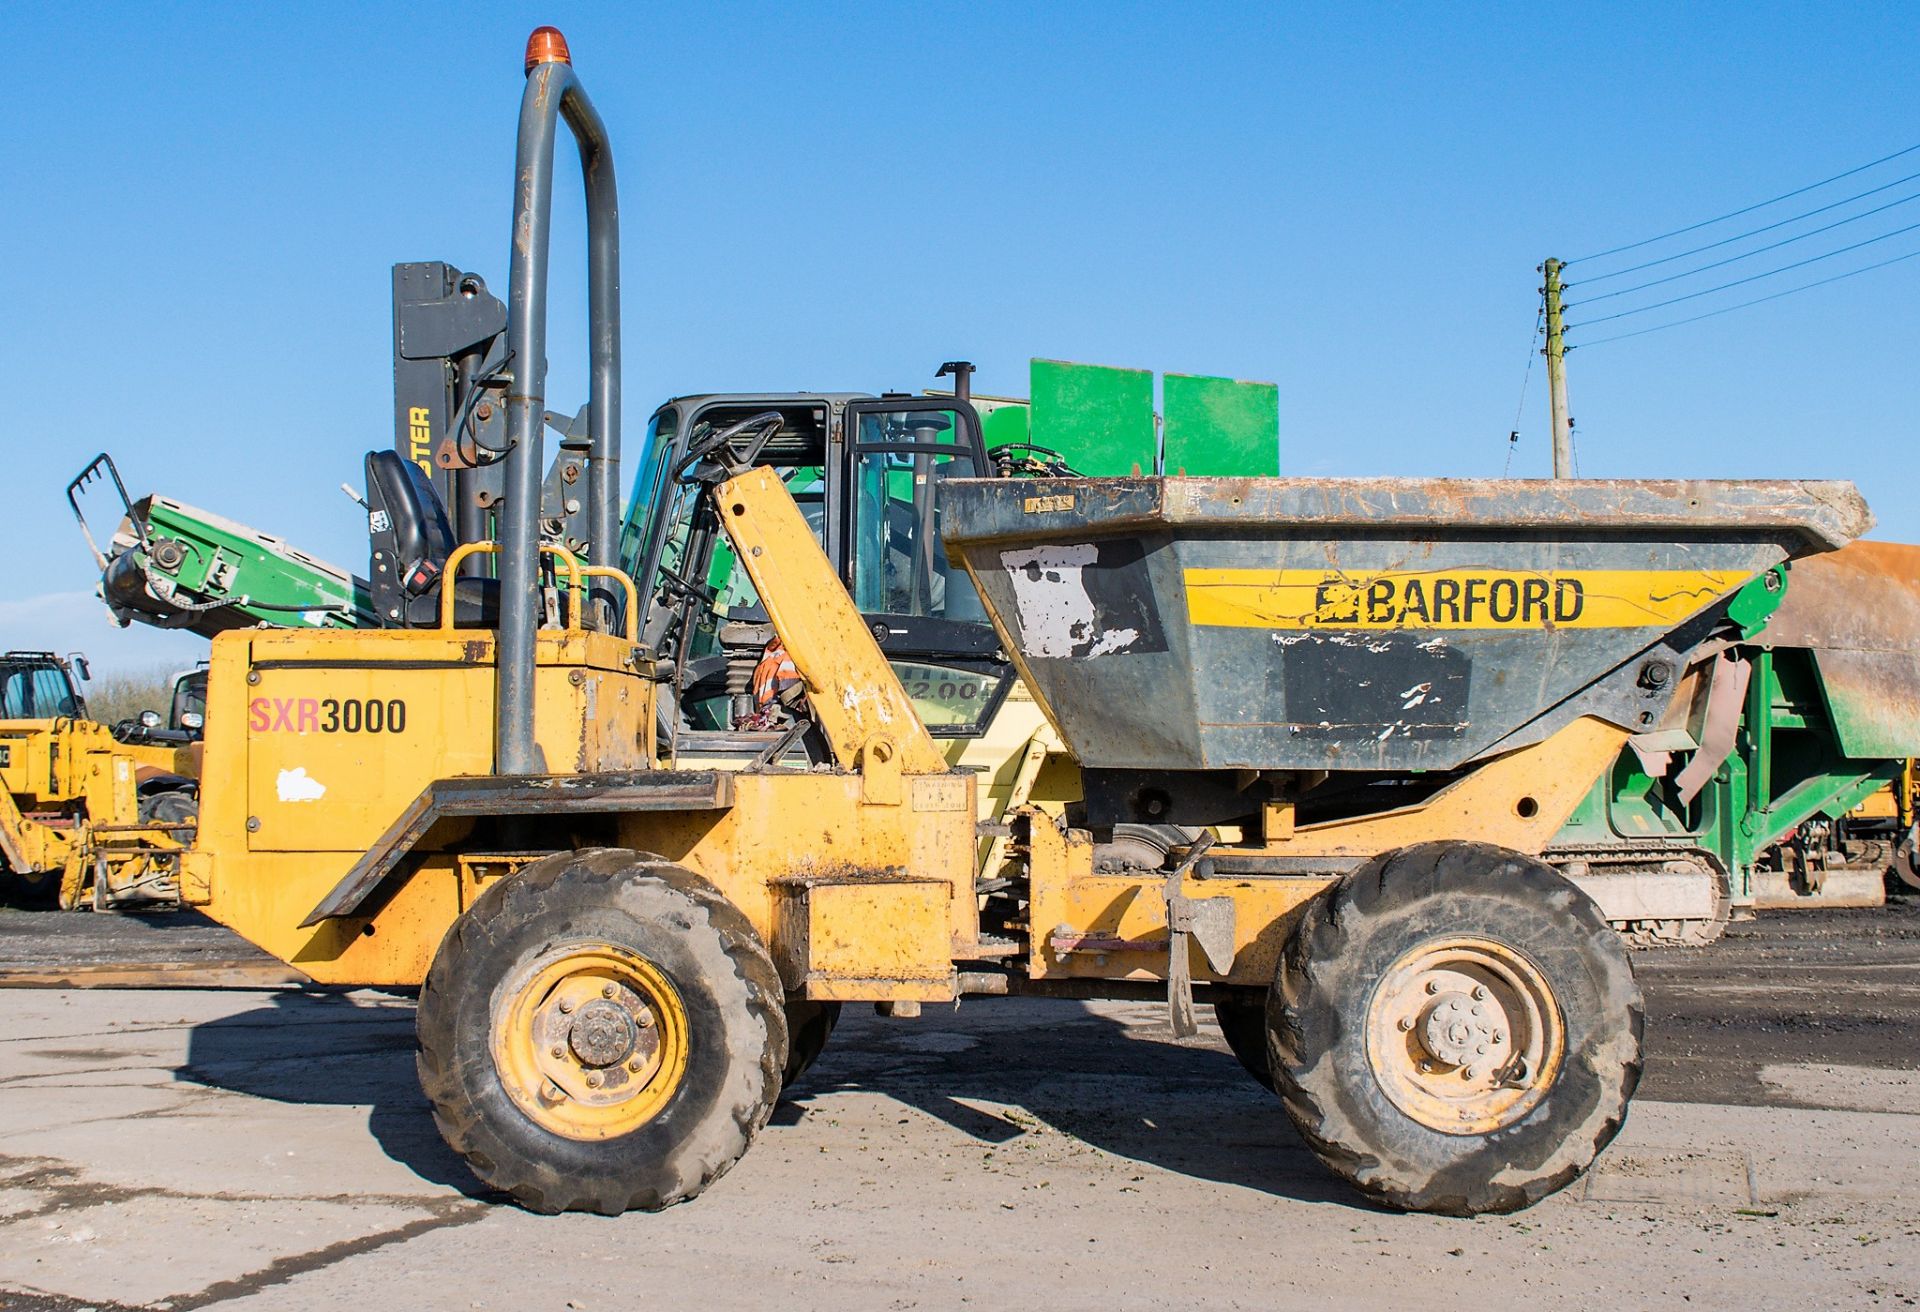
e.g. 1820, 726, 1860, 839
365, 451, 458, 626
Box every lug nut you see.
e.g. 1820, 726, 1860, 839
550, 1045, 564, 1059
627, 1060, 642, 1074
558, 998, 575, 1014
602, 983, 616, 999
1397, 1016, 1415, 1032
585, 1071, 603, 1089
1425, 980, 1441, 994
1471, 985, 1487, 1001
636, 1009, 655, 1029
1464, 1065, 1480, 1080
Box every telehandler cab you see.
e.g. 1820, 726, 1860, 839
160, 29, 1871, 1216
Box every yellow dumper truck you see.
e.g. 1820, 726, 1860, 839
149, 30, 1871, 1216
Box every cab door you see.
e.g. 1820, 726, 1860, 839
840, 400, 1009, 735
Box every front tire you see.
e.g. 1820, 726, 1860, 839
416, 849, 788, 1215
1270, 841, 1642, 1216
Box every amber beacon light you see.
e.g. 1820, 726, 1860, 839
524, 26, 572, 74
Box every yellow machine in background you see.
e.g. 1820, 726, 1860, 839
0, 651, 197, 909
1860, 760, 1920, 892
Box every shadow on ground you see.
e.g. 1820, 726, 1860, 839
177, 992, 1353, 1207
176, 991, 489, 1197
779, 998, 1354, 1205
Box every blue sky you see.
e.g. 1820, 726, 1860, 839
7, 2, 1917, 672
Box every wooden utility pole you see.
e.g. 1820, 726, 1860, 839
1542, 257, 1573, 478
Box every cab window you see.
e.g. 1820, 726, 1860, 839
1, 664, 81, 719
849, 408, 983, 621
617, 409, 680, 575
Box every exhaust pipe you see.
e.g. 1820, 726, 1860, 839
495, 26, 622, 775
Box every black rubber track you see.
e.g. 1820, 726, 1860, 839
416, 848, 788, 1215
781, 997, 841, 1090
1268, 841, 1643, 1216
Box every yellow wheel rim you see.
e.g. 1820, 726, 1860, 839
1365, 936, 1565, 1136
490, 943, 690, 1141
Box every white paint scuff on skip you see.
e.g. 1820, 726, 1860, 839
1001, 544, 1138, 657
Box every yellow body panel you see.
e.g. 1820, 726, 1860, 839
781, 879, 957, 1002
206, 626, 650, 857
1025, 811, 1333, 986
200, 849, 461, 985
190, 625, 653, 983
620, 770, 974, 1004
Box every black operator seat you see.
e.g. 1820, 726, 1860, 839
363, 451, 500, 628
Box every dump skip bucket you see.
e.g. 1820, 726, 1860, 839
1760, 539, 1920, 760
942, 477, 1870, 773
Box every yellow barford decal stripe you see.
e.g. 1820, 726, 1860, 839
1184, 568, 1749, 630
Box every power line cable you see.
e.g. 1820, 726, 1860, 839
1569, 189, 1920, 306
1571, 168, 1920, 285
1569, 219, 1920, 328
1503, 306, 1544, 476
1569, 246, 1920, 349
1566, 141, 1920, 264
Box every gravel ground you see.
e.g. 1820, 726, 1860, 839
0, 901, 1915, 1310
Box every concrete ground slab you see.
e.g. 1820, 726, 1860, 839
0, 904, 1914, 1309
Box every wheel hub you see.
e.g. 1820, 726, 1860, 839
1366, 937, 1565, 1135
490, 944, 689, 1141
568, 997, 641, 1067
1416, 990, 1506, 1072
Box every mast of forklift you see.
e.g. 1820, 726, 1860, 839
496, 27, 621, 774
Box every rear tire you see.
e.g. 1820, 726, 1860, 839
1270, 841, 1642, 1216
416, 849, 787, 1215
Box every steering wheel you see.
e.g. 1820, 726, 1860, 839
654, 562, 716, 608
683, 410, 784, 475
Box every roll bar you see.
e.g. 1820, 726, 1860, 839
495, 27, 622, 774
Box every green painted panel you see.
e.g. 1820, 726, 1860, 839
140, 496, 374, 628
1029, 359, 1154, 476
978, 402, 1030, 454
1163, 373, 1279, 476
